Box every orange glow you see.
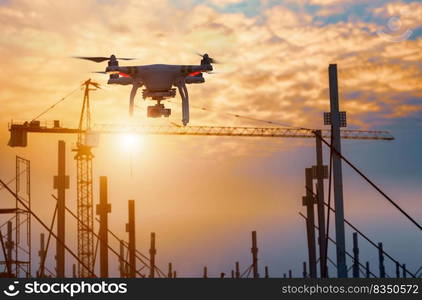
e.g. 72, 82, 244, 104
118, 133, 142, 152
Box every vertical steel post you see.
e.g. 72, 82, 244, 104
251, 231, 259, 278
303, 262, 307, 278
328, 64, 347, 277
235, 262, 240, 278
203, 266, 208, 278
126, 200, 136, 277
352, 232, 360, 278
288, 270, 292, 278
54, 140, 68, 278
378, 242, 385, 278
149, 232, 156, 278
315, 130, 327, 277
402, 264, 407, 278
264, 266, 269, 278
37, 233, 45, 277
396, 262, 400, 278
304, 168, 317, 278
96, 176, 111, 277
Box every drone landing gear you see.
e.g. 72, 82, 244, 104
176, 81, 189, 126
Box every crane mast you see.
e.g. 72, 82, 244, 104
73, 79, 99, 277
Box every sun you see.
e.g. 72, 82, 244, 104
118, 133, 142, 152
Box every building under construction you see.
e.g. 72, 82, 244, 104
1, 65, 421, 279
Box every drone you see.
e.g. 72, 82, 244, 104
74, 54, 217, 126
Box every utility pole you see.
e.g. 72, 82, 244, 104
314, 130, 328, 277
126, 200, 136, 277
303, 168, 317, 278
327, 64, 347, 277
149, 232, 156, 278
251, 231, 259, 278
54, 140, 69, 278
96, 176, 111, 277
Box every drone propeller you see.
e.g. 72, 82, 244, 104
73, 56, 135, 63
196, 52, 219, 64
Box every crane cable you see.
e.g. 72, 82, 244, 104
314, 131, 422, 232
165, 99, 311, 131
30, 86, 80, 122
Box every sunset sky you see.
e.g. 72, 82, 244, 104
0, 0, 421, 277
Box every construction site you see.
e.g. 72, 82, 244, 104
1, 64, 420, 279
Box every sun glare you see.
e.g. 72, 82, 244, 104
119, 133, 142, 152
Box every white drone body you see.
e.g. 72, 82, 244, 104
75, 54, 216, 126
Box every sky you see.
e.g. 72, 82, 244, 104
0, 0, 421, 278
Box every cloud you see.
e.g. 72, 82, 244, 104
0, 0, 421, 134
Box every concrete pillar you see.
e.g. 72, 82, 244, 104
54, 140, 69, 278
314, 131, 327, 277
168, 263, 173, 278
251, 231, 259, 278
303, 262, 307, 278
38, 233, 45, 277
352, 232, 360, 278
119, 240, 125, 278
126, 200, 136, 277
304, 168, 317, 278
378, 242, 385, 278
96, 176, 111, 278
149, 232, 156, 278
366, 262, 370, 278
328, 64, 347, 277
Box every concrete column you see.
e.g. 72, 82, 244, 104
352, 232, 360, 278
328, 64, 347, 277
149, 232, 156, 278
126, 200, 136, 277
251, 231, 259, 278
314, 130, 327, 277
96, 176, 111, 278
378, 242, 385, 278
304, 168, 317, 278
54, 140, 69, 278
119, 240, 125, 278
235, 262, 240, 278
